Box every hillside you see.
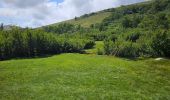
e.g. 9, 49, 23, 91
40, 0, 170, 58
46, 1, 149, 28
50, 12, 111, 28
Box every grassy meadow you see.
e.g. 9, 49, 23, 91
0, 53, 170, 99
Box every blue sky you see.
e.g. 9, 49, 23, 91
0, 0, 145, 28
51, 0, 64, 3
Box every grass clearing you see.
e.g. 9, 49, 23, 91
85, 41, 104, 54
0, 53, 170, 99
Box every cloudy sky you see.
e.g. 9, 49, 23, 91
0, 0, 145, 28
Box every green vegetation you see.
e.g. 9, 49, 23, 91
0, 0, 170, 99
0, 28, 94, 60
50, 12, 111, 28
100, 0, 170, 58
41, 0, 170, 58
0, 54, 170, 100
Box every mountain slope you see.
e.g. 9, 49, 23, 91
49, 11, 111, 28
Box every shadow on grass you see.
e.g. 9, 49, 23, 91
119, 56, 154, 61
0, 54, 56, 61
0, 51, 87, 61
80, 51, 92, 54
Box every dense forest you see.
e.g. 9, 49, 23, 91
0, 0, 170, 60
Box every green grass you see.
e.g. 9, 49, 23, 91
50, 12, 111, 27
85, 41, 104, 54
0, 53, 170, 100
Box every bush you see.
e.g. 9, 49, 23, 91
104, 38, 151, 58
84, 40, 95, 49
104, 39, 114, 55
152, 31, 170, 57
104, 40, 133, 57
104, 30, 170, 58
136, 35, 154, 57
112, 41, 140, 57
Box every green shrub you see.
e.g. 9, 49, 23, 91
152, 30, 170, 57
104, 38, 152, 58
112, 41, 139, 57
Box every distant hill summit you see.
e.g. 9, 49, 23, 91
1, 25, 21, 30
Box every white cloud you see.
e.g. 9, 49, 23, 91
0, 0, 144, 28
0, 0, 47, 8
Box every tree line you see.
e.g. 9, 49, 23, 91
0, 28, 94, 60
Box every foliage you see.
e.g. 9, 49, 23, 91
101, 0, 170, 58
152, 30, 170, 57
0, 28, 94, 60
43, 23, 77, 34
104, 39, 140, 57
